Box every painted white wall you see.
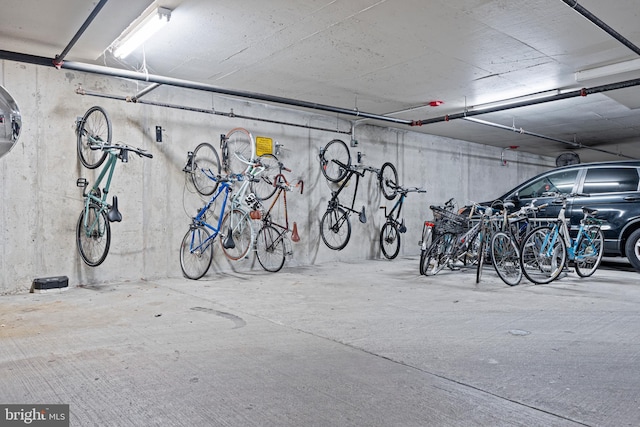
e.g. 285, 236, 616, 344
0, 61, 555, 294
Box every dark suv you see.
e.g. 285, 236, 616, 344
492, 160, 640, 272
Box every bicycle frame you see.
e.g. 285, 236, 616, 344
381, 192, 405, 224
187, 181, 232, 254
78, 149, 120, 237
540, 205, 595, 261
327, 159, 366, 219
259, 174, 303, 248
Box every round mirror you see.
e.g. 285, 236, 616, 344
0, 85, 21, 158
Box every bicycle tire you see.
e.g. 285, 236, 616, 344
256, 224, 286, 272
251, 153, 279, 201
463, 232, 481, 266
574, 227, 604, 278
76, 203, 111, 267
380, 222, 401, 259
220, 208, 253, 260
225, 128, 254, 176
476, 229, 486, 284
77, 106, 110, 169
191, 142, 221, 196
179, 226, 213, 280
379, 162, 398, 200
491, 231, 522, 286
320, 139, 351, 182
419, 225, 433, 275
423, 233, 454, 276
520, 226, 566, 284
320, 206, 351, 250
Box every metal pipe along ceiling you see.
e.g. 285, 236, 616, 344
560, 0, 640, 56
0, 49, 412, 127
412, 78, 640, 126
463, 117, 635, 159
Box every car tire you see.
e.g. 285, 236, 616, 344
625, 228, 640, 272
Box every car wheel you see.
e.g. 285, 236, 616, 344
625, 229, 640, 272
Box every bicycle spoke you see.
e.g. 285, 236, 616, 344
180, 226, 213, 280
191, 142, 221, 196
574, 227, 604, 277
380, 222, 401, 259
256, 224, 286, 272
225, 128, 254, 176
77, 106, 110, 169
320, 207, 351, 250
491, 232, 522, 286
521, 227, 566, 284
320, 139, 350, 182
76, 204, 111, 266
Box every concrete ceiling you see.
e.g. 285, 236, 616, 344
2, 0, 640, 163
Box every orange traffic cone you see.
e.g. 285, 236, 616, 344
291, 222, 300, 242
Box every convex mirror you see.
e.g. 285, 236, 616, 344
0, 85, 21, 158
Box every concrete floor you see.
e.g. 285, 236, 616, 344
1, 257, 639, 426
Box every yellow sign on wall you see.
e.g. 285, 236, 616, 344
255, 136, 273, 156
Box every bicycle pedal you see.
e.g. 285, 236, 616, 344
76, 178, 88, 188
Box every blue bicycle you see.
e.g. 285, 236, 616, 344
520, 193, 605, 284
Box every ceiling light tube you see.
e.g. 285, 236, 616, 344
575, 58, 640, 82
113, 7, 171, 59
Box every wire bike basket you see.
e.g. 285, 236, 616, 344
430, 205, 468, 234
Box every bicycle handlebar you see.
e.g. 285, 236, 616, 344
90, 143, 153, 159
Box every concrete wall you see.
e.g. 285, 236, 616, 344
0, 60, 555, 294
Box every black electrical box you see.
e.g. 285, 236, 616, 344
31, 276, 69, 292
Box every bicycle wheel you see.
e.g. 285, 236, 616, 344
419, 224, 433, 275
225, 128, 254, 176
256, 224, 286, 272
77, 106, 110, 169
423, 233, 454, 276
380, 222, 401, 259
463, 232, 481, 266
520, 226, 566, 284
379, 162, 398, 200
179, 226, 213, 280
76, 203, 111, 267
491, 231, 522, 286
220, 208, 253, 260
475, 230, 487, 283
574, 227, 604, 277
251, 153, 279, 201
191, 142, 221, 196
320, 206, 351, 250
320, 139, 351, 182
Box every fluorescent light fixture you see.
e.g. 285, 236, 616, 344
113, 7, 171, 59
469, 90, 560, 112
575, 58, 640, 82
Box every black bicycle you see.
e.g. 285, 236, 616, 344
379, 185, 426, 259
319, 138, 398, 200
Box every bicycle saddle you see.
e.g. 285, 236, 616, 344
107, 196, 122, 222
582, 206, 598, 216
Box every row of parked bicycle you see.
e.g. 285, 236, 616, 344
418, 194, 605, 286
75, 105, 602, 284
74, 106, 430, 277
